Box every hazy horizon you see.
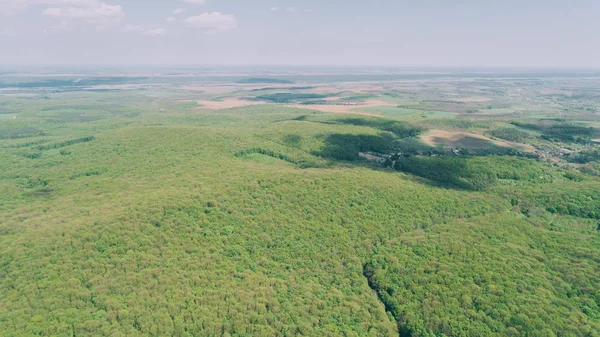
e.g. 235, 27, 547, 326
1, 0, 599, 67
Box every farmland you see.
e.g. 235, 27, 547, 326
1, 67, 600, 336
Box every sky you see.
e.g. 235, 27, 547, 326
0, 0, 599, 67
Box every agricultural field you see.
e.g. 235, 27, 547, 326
1, 68, 600, 336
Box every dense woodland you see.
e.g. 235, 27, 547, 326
0, 80, 599, 337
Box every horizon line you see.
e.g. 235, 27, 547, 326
1, 64, 600, 70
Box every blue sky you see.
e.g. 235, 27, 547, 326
0, 0, 599, 67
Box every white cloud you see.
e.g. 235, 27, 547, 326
1, 0, 124, 34
41, 0, 124, 25
0, 0, 32, 14
286, 7, 296, 12
43, 6, 124, 24
142, 28, 166, 36
181, 0, 205, 4
43, 20, 70, 34
173, 8, 185, 15
38, 0, 105, 5
167, 16, 176, 23
184, 12, 237, 33
270, 7, 278, 12
1, 0, 115, 16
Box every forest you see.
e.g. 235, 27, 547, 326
0, 72, 599, 337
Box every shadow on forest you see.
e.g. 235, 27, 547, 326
315, 132, 497, 191
301, 116, 424, 138
393, 156, 496, 191
333, 117, 424, 138
282, 134, 302, 148
288, 115, 506, 191
310, 117, 424, 161
316, 133, 394, 161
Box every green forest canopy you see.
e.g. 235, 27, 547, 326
0, 90, 599, 337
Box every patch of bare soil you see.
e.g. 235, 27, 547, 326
452, 97, 492, 103
182, 86, 239, 94
421, 130, 535, 151
194, 98, 265, 110
290, 99, 396, 116
290, 104, 379, 116
362, 99, 404, 107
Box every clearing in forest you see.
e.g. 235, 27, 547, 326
421, 130, 534, 151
